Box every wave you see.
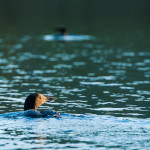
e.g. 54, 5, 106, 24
43, 34, 95, 41
1, 110, 150, 125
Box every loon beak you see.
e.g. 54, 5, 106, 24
46, 97, 57, 102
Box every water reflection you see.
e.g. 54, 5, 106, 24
1, 36, 150, 118
0, 115, 150, 149
0, 0, 150, 149
43, 34, 94, 42
0, 32, 150, 149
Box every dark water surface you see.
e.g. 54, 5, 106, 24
0, 0, 150, 149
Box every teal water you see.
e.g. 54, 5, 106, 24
0, 0, 150, 149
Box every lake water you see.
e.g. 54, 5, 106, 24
0, 0, 150, 149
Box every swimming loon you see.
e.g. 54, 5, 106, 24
24, 93, 61, 117
55, 26, 68, 36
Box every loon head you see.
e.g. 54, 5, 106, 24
55, 26, 67, 35
24, 93, 57, 111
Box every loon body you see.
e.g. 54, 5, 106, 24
24, 93, 61, 118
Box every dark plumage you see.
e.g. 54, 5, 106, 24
55, 26, 67, 35
24, 93, 38, 111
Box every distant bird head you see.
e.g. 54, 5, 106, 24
24, 93, 57, 111
55, 26, 67, 35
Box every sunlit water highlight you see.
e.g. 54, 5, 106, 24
0, 113, 150, 149
43, 34, 94, 42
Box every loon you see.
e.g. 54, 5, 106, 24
55, 26, 68, 36
24, 93, 61, 118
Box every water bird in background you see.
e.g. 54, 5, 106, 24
43, 26, 94, 41
55, 26, 68, 36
